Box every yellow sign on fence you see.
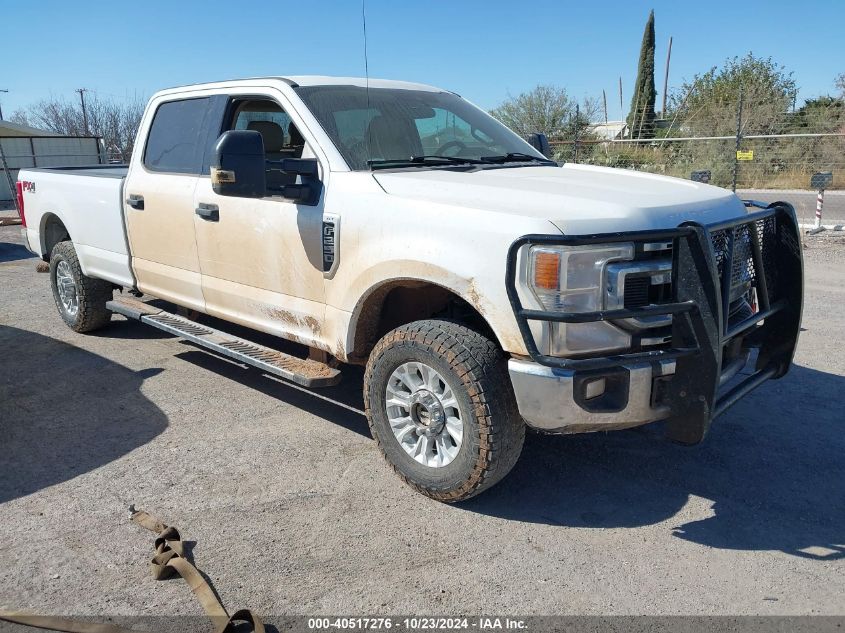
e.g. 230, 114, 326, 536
736, 150, 754, 161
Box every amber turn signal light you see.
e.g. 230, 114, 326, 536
533, 251, 561, 290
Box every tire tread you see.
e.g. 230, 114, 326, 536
364, 319, 524, 502
50, 240, 113, 333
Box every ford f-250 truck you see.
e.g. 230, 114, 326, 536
17, 76, 803, 501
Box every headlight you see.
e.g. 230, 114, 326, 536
526, 243, 635, 356
528, 244, 634, 311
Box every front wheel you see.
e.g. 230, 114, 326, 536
364, 320, 525, 502
50, 240, 113, 332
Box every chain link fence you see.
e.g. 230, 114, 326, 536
550, 91, 845, 229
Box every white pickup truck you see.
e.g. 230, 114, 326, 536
17, 76, 803, 501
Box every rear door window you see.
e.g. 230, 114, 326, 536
144, 98, 210, 174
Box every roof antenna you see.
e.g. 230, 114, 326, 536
362, 0, 372, 162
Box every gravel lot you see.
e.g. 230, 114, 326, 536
1, 216, 843, 620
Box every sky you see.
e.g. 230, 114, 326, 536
2, 0, 843, 121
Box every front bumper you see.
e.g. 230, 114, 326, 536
505, 202, 803, 443
508, 358, 676, 434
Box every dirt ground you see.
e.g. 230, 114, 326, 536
1, 217, 843, 620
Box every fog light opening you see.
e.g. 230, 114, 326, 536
584, 377, 607, 400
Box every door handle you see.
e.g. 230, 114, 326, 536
126, 194, 144, 210
195, 203, 219, 221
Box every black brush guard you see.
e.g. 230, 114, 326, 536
505, 202, 803, 444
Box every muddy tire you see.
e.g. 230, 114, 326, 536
364, 320, 525, 502
50, 240, 113, 333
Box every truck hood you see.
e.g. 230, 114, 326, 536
373, 163, 747, 234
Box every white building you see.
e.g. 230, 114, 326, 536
587, 120, 628, 141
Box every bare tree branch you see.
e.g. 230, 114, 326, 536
11, 93, 146, 161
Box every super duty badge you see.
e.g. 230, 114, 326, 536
322, 212, 340, 275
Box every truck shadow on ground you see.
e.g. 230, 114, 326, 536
174, 348, 371, 439
92, 298, 183, 340
461, 363, 844, 561
163, 307, 372, 438
0, 325, 168, 504
93, 314, 177, 340
0, 241, 37, 263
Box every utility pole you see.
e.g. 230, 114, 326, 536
661, 36, 673, 117
602, 89, 608, 124
618, 76, 623, 120
0, 89, 8, 120
76, 88, 89, 136
732, 86, 744, 193
573, 104, 580, 164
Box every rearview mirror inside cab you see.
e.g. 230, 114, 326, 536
212, 130, 321, 204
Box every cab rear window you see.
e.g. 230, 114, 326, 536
143, 98, 210, 174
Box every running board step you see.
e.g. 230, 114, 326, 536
106, 296, 341, 388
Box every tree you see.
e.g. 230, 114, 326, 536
627, 10, 656, 139
490, 85, 598, 140
668, 53, 797, 136
11, 93, 145, 161
788, 96, 844, 133
836, 73, 845, 98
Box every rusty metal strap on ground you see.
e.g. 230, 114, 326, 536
0, 508, 264, 633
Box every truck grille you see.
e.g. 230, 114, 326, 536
623, 277, 650, 309
621, 271, 672, 310
710, 216, 781, 306
618, 217, 788, 332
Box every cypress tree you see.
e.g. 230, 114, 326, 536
628, 10, 657, 138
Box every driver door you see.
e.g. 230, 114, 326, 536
192, 92, 327, 346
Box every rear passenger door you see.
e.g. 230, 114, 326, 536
124, 96, 217, 312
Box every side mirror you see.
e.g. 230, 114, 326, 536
211, 130, 266, 198
528, 132, 551, 158
267, 157, 319, 178
212, 130, 322, 204
266, 157, 321, 204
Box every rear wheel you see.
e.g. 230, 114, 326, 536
364, 320, 524, 502
50, 240, 113, 332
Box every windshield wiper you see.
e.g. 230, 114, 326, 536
479, 152, 556, 164
367, 153, 555, 170
368, 155, 487, 170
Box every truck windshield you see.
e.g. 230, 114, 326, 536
294, 85, 552, 171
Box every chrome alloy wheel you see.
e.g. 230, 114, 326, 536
385, 361, 464, 468
55, 260, 79, 317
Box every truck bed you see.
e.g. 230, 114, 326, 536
19, 165, 134, 288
